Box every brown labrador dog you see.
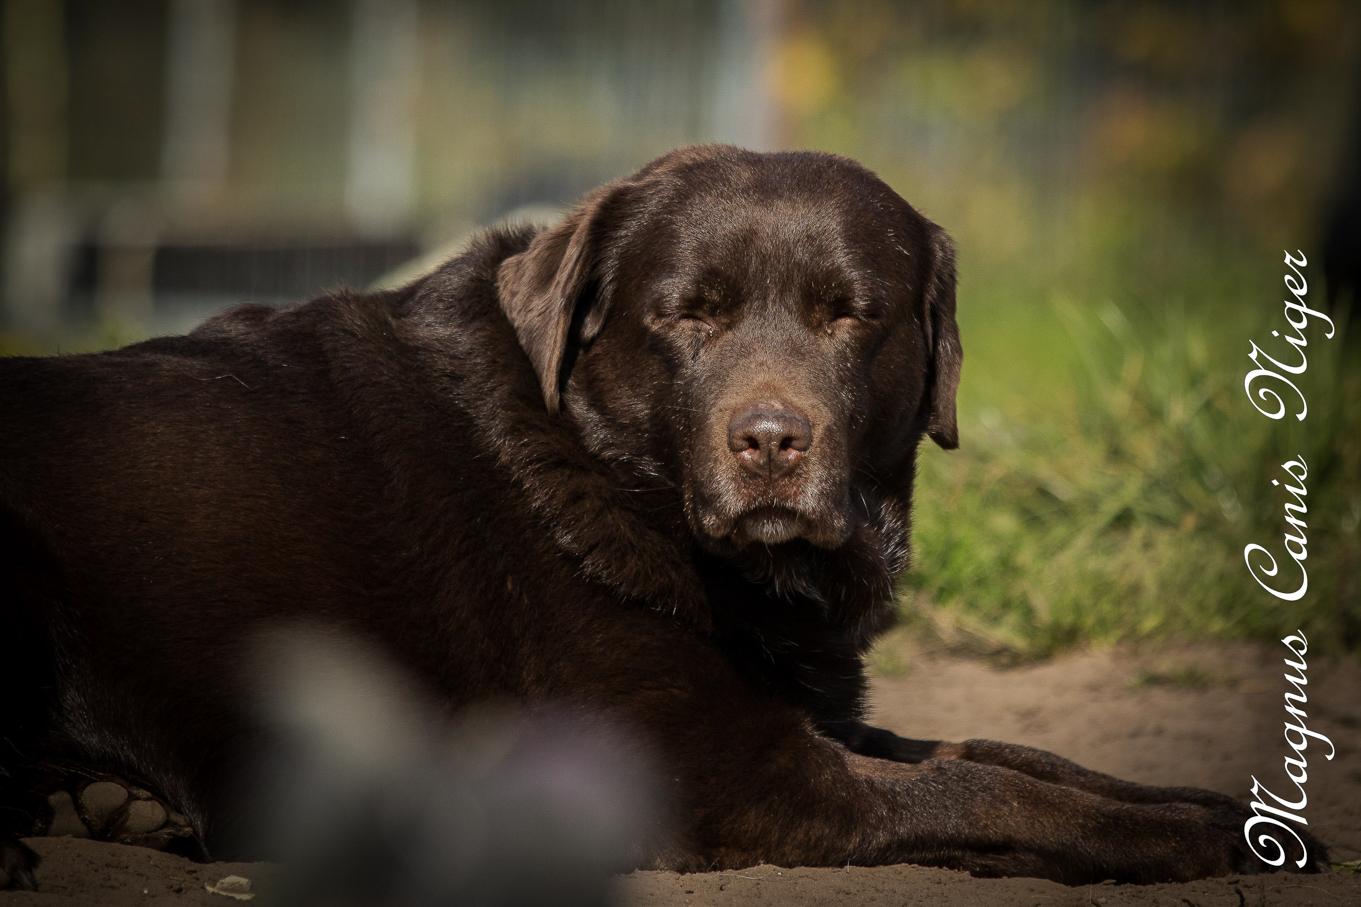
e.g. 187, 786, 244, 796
0, 146, 1326, 889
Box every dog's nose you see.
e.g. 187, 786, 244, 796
727, 404, 812, 478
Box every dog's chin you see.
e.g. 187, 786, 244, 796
695, 505, 853, 551
732, 507, 804, 546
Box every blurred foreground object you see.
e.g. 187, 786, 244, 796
249, 629, 659, 907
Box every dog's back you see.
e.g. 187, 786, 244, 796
0, 292, 439, 854
0, 236, 622, 864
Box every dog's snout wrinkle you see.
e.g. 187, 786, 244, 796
727, 403, 812, 479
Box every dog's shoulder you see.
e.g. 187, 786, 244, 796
0, 225, 536, 420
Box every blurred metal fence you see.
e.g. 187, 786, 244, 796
2, 0, 1358, 338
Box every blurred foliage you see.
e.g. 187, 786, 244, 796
0, 317, 142, 357
904, 257, 1359, 660
769, 0, 1358, 256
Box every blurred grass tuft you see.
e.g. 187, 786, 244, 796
903, 245, 1360, 660
1128, 664, 1216, 691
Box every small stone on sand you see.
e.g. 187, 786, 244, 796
205, 875, 255, 900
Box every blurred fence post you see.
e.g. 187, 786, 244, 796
709, 0, 783, 151
3, 0, 70, 334
162, 0, 238, 206
345, 0, 420, 239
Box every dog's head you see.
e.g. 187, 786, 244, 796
497, 146, 960, 563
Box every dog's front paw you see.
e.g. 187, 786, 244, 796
1067, 799, 1329, 884
1218, 798, 1329, 875
0, 835, 40, 891
1157, 798, 1328, 881
37, 779, 195, 853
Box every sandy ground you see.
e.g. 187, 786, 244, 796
4, 640, 1359, 906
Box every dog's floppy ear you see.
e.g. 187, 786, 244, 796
497, 183, 625, 414
923, 225, 962, 449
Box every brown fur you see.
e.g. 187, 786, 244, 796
0, 146, 1325, 887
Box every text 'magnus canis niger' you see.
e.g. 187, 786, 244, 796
0, 145, 1328, 889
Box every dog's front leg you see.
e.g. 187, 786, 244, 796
819, 718, 942, 762
836, 753, 1303, 883
827, 720, 1291, 809
825, 719, 1213, 797
923, 737, 1250, 806
663, 708, 1309, 881
817, 721, 1329, 876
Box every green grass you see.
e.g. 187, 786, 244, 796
0, 319, 146, 358
903, 243, 1361, 660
